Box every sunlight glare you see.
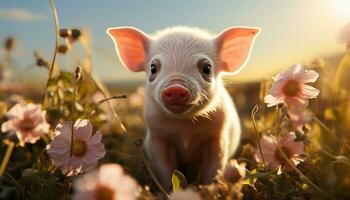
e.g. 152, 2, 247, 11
329, 0, 350, 23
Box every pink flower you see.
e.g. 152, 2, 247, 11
287, 106, 312, 131
255, 132, 305, 171
221, 159, 246, 184
170, 189, 201, 200
0, 81, 22, 94
264, 64, 319, 109
337, 22, 350, 49
72, 164, 140, 200
1, 103, 50, 146
47, 119, 106, 176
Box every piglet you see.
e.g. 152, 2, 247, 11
107, 26, 260, 190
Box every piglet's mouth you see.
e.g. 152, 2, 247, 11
164, 104, 192, 114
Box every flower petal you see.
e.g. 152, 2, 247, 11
7, 103, 24, 119
91, 143, 106, 158
55, 121, 73, 139
255, 135, 280, 169
273, 64, 301, 81
74, 119, 92, 141
1, 121, 14, 132
295, 69, 319, 83
72, 164, 139, 200
285, 96, 307, 109
264, 95, 284, 107
49, 151, 70, 167
301, 85, 320, 99
280, 132, 305, 155
279, 132, 296, 147
88, 131, 102, 145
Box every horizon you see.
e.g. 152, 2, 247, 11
1, 0, 349, 83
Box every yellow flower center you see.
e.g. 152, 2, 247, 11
282, 79, 300, 97
95, 185, 114, 200
72, 140, 87, 157
20, 118, 34, 132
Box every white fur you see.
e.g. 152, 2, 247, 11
143, 27, 241, 190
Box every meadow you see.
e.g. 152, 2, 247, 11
1, 1, 350, 200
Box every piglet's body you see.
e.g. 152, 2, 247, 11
144, 81, 240, 188
107, 26, 260, 190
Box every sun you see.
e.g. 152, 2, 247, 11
329, 0, 350, 22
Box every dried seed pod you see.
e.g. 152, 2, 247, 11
59, 28, 71, 38
36, 58, 49, 68
58, 44, 69, 54
4, 37, 15, 51
71, 29, 82, 41
34, 51, 49, 68
74, 66, 82, 81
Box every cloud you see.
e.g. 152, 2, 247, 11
0, 8, 48, 22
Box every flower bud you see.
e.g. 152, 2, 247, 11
222, 159, 246, 184
34, 52, 49, 68
58, 45, 69, 54
4, 37, 15, 51
59, 28, 71, 38
71, 29, 82, 41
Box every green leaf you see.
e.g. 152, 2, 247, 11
171, 170, 188, 192
59, 71, 73, 83
242, 169, 258, 185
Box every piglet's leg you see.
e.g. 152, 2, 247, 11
201, 139, 224, 184
145, 137, 177, 192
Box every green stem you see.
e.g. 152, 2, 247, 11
134, 139, 170, 199
0, 141, 15, 176
61, 176, 70, 200
251, 105, 267, 169
70, 78, 77, 158
83, 68, 126, 133
311, 114, 342, 144
309, 142, 350, 167
312, 115, 332, 135
272, 106, 322, 191
333, 51, 350, 93
276, 144, 322, 192
87, 95, 127, 118
274, 106, 285, 135
43, 0, 59, 105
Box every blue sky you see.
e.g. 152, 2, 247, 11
0, 0, 349, 83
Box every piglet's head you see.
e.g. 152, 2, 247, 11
107, 26, 260, 117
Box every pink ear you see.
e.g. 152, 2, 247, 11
215, 27, 260, 74
107, 27, 151, 72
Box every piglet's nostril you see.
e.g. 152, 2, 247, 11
161, 85, 191, 106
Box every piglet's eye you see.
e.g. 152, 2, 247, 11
198, 59, 213, 82
149, 60, 161, 82
150, 64, 158, 74
202, 64, 211, 75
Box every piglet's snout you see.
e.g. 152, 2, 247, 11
161, 85, 191, 105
